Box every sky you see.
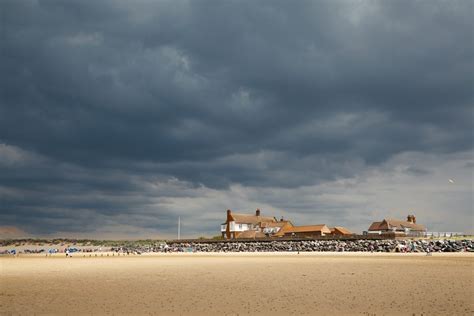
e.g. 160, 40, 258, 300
0, 0, 473, 239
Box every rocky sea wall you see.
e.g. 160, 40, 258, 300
159, 239, 473, 253
2, 239, 473, 255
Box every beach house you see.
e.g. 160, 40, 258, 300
368, 215, 426, 237
221, 209, 277, 239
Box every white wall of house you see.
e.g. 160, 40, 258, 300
263, 227, 280, 234
222, 220, 272, 233
224, 221, 255, 232
233, 223, 249, 231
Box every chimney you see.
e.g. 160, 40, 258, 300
412, 215, 416, 224
256, 209, 261, 216
280, 216, 284, 222
407, 215, 415, 223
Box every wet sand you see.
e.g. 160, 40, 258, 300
1, 253, 473, 315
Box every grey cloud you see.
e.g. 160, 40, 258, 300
0, 0, 472, 236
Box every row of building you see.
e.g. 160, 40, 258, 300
220, 209, 352, 239
220, 209, 426, 239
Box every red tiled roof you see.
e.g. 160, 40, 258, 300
330, 226, 352, 235
368, 219, 426, 231
230, 213, 276, 224
283, 224, 331, 234
368, 221, 383, 231
260, 221, 293, 228
237, 231, 266, 238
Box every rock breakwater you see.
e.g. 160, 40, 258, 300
161, 239, 473, 253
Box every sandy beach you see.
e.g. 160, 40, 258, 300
1, 253, 473, 315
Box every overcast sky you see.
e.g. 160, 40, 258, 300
0, 0, 473, 239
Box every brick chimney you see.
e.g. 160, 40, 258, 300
225, 210, 232, 239
407, 215, 416, 223
256, 209, 261, 216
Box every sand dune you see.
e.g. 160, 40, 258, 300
1, 253, 472, 315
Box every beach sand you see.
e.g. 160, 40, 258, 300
1, 253, 473, 315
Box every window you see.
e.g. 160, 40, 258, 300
239, 224, 242, 229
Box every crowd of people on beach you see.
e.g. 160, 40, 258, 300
2, 239, 472, 255
0, 247, 103, 256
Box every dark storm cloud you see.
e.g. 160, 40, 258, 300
0, 0, 472, 236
